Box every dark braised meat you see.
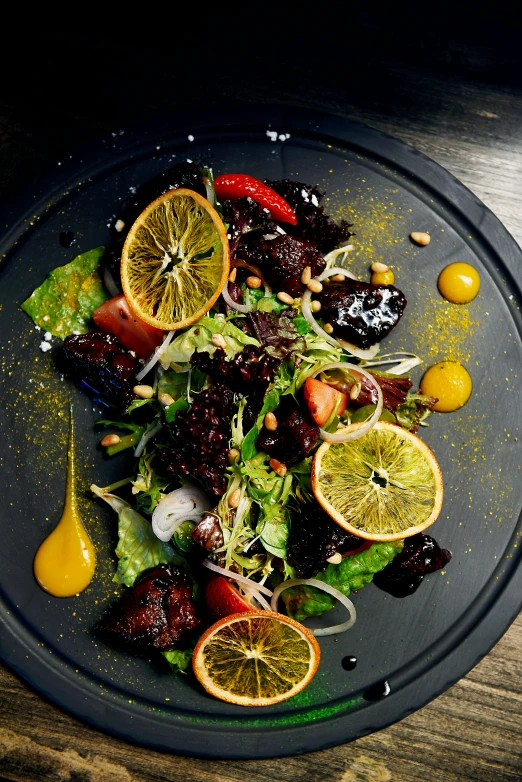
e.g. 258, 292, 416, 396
59, 331, 139, 408
102, 564, 200, 652
373, 533, 452, 597
157, 385, 235, 497
240, 235, 326, 298
264, 179, 352, 253
317, 280, 407, 349
191, 513, 224, 551
257, 398, 319, 466
287, 503, 368, 578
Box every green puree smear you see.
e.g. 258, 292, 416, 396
21, 247, 109, 338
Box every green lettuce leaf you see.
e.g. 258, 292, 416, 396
114, 507, 184, 586
160, 316, 259, 368
282, 541, 404, 621
20, 247, 108, 337
162, 647, 195, 674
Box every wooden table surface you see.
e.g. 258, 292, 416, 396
1, 13, 522, 780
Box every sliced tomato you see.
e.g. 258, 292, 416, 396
204, 575, 255, 620
92, 294, 164, 360
303, 377, 349, 427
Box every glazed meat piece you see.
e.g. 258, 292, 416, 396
317, 280, 407, 349
257, 398, 319, 466
287, 503, 369, 578
60, 331, 139, 408
102, 564, 200, 652
191, 513, 224, 551
373, 533, 452, 597
240, 235, 326, 298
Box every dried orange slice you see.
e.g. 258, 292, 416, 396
192, 611, 320, 706
312, 421, 443, 542
121, 188, 229, 331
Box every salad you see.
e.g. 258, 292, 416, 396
22, 160, 455, 706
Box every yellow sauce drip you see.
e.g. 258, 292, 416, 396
34, 409, 96, 597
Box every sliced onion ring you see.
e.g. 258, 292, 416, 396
238, 580, 273, 611
270, 578, 356, 636
222, 280, 252, 313
202, 559, 274, 597
152, 487, 212, 542
311, 362, 383, 442
136, 330, 175, 381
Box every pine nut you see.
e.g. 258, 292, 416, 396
349, 383, 361, 401
324, 323, 334, 334
371, 262, 389, 273
331, 273, 346, 282
264, 412, 278, 431
301, 266, 312, 285
228, 488, 241, 508
133, 384, 154, 399
307, 279, 323, 293
228, 267, 237, 282
100, 433, 121, 447
311, 300, 322, 313
410, 231, 431, 246
246, 275, 262, 289
159, 392, 174, 407
277, 291, 294, 305
228, 448, 240, 464
211, 333, 227, 349
269, 458, 287, 477
326, 552, 343, 564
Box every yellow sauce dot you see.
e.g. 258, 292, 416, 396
371, 270, 395, 285
420, 362, 472, 412
437, 262, 480, 304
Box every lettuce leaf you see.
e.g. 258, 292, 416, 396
281, 541, 404, 621
114, 507, 184, 586
20, 247, 108, 337
162, 647, 195, 674
160, 316, 259, 369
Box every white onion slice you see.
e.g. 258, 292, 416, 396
337, 339, 381, 361
202, 559, 274, 597
152, 487, 212, 542
222, 280, 252, 313
311, 362, 383, 442
323, 244, 354, 267
238, 580, 273, 611
136, 330, 175, 381
134, 418, 163, 458
270, 578, 356, 636
102, 265, 121, 298
317, 266, 357, 283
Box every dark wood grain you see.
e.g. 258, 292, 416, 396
1, 15, 522, 780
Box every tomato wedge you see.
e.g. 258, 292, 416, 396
92, 294, 164, 360
303, 377, 349, 427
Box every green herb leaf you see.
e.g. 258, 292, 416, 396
163, 647, 194, 674
20, 247, 108, 337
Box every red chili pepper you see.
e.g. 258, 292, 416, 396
213, 173, 298, 225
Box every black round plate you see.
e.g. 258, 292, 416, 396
1, 106, 521, 759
